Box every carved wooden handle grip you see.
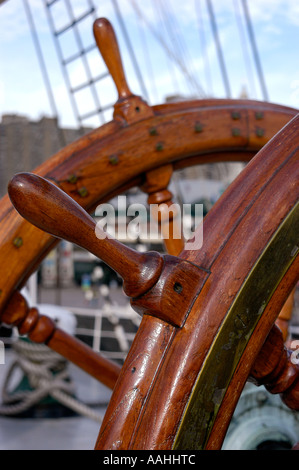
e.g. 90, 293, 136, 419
93, 17, 132, 100
251, 324, 299, 411
8, 173, 163, 298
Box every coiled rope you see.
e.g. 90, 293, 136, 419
0, 339, 103, 423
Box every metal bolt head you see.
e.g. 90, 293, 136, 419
255, 111, 264, 120
109, 154, 119, 165
149, 127, 158, 136
174, 282, 183, 294
194, 122, 203, 133
68, 174, 77, 184
256, 127, 265, 137
13, 236, 23, 248
232, 111, 241, 120
232, 128, 241, 137
78, 187, 88, 197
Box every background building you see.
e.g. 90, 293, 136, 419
0, 114, 90, 198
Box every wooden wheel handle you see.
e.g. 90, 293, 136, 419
8, 173, 163, 299
93, 18, 132, 101
8, 172, 206, 328
93, 18, 153, 123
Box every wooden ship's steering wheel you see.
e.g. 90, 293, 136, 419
1, 18, 298, 450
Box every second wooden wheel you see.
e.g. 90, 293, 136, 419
0, 18, 298, 450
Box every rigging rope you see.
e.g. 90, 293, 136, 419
158, 0, 201, 95
135, 12, 159, 102
153, 0, 181, 93
112, 0, 150, 101
240, 0, 269, 101
23, 0, 67, 147
130, 0, 206, 98
206, 0, 231, 98
194, 0, 213, 96
233, 0, 257, 98
0, 339, 103, 423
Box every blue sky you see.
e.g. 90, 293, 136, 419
0, 0, 298, 129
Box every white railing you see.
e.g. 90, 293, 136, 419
65, 302, 141, 362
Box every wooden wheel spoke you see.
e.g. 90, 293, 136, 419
1, 291, 120, 390
8, 172, 208, 329
95, 112, 299, 450
93, 18, 153, 124
276, 288, 296, 341
0, 16, 298, 451
141, 163, 185, 256
250, 324, 299, 411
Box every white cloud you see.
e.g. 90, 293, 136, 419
246, 0, 299, 24
0, 0, 298, 127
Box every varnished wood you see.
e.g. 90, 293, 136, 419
93, 18, 132, 101
93, 18, 153, 124
8, 173, 163, 300
276, 288, 296, 341
207, 257, 299, 450
8, 173, 207, 328
0, 100, 295, 317
0, 17, 298, 450
1, 291, 120, 389
95, 113, 299, 450
142, 164, 185, 256
250, 324, 299, 410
